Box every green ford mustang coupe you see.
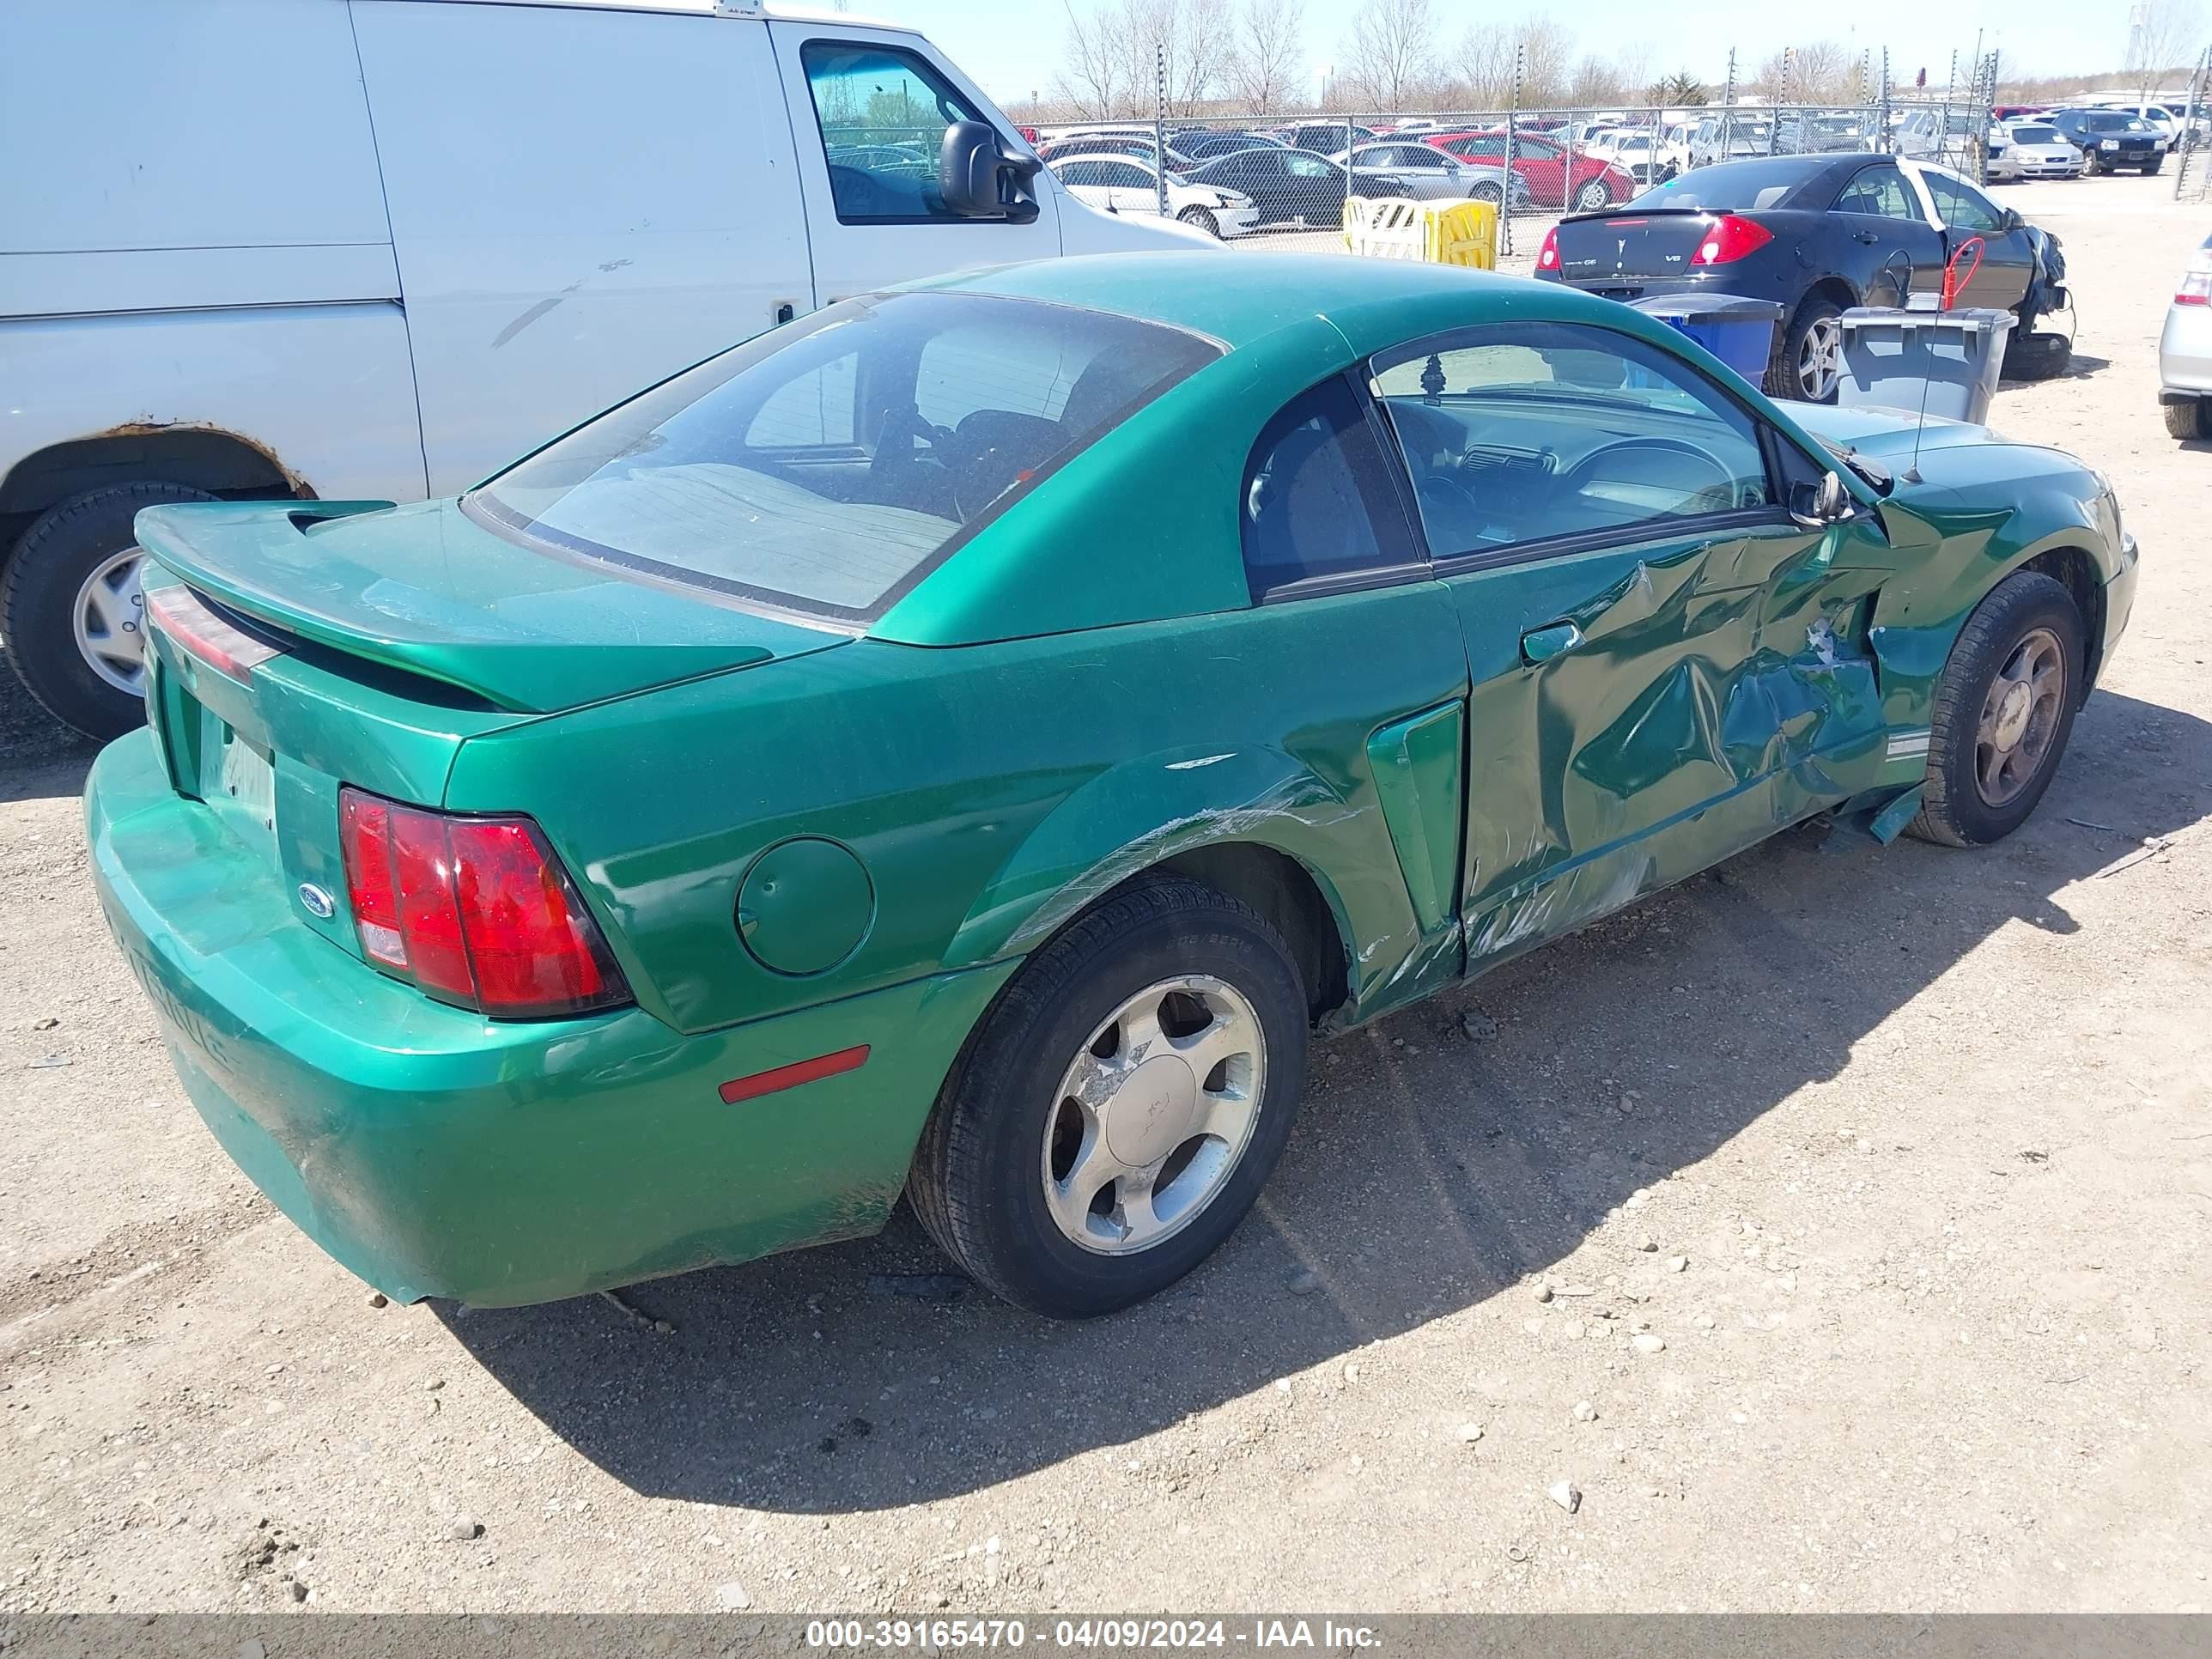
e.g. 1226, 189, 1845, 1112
87, 254, 2137, 1317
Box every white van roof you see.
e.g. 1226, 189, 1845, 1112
368, 0, 912, 30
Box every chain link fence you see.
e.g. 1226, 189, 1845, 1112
1035, 86, 2004, 258
2175, 48, 2212, 203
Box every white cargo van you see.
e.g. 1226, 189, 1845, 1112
0, 0, 1207, 738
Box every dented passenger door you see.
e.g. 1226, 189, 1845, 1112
1368, 321, 1817, 973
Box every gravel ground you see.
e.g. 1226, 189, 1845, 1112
3, 172, 2209, 1616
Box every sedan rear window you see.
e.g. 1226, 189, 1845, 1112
465, 293, 1218, 624
1628, 158, 1818, 211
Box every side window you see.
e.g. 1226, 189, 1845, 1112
802, 42, 986, 224
1923, 171, 2002, 232
1370, 321, 1774, 560
1834, 164, 1920, 220
1285, 152, 1335, 178
1057, 161, 1104, 188
1095, 161, 1148, 189
1241, 378, 1418, 599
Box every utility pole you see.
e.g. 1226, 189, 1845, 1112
1153, 42, 1169, 216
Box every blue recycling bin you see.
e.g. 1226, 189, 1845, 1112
1629, 294, 1786, 385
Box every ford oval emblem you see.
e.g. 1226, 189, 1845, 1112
297, 883, 336, 920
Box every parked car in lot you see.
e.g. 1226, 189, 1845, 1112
1048, 156, 1259, 238
2160, 232, 2212, 440
1426, 130, 1635, 211
88, 254, 2136, 1317
1180, 148, 1406, 230
1035, 132, 1200, 171
1534, 155, 2065, 401
1170, 129, 1289, 161
2043, 109, 2164, 174
1281, 122, 1378, 154
1988, 123, 2085, 182
1584, 129, 1674, 188
0, 0, 1210, 742
1327, 142, 1529, 207
1688, 114, 1776, 168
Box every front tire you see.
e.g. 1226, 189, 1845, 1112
908, 877, 1310, 1318
1176, 205, 1221, 238
1, 481, 219, 740
1908, 571, 2085, 848
1572, 178, 1610, 212
2165, 397, 2209, 440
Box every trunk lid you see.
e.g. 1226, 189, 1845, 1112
1550, 209, 1718, 283
134, 499, 849, 714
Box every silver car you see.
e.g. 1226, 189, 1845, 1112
1990, 122, 2085, 181
2160, 232, 2212, 440
1328, 141, 1530, 209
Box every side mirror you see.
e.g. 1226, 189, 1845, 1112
939, 120, 1042, 223
1791, 469, 1854, 528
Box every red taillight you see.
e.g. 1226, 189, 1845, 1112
1689, 214, 1774, 265
337, 786, 629, 1018
2179, 254, 2212, 305
1536, 227, 1560, 270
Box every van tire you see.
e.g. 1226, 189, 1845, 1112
2, 482, 217, 741
908, 876, 1308, 1318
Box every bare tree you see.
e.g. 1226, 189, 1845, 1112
1452, 21, 1515, 108
1053, 0, 1232, 119
1514, 18, 1574, 107
1224, 0, 1306, 112
1340, 0, 1437, 108
1754, 40, 1851, 103
1056, 0, 1131, 117
2126, 0, 2205, 97
1567, 53, 1624, 107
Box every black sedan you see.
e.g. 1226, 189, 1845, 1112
1180, 148, 1404, 232
1533, 154, 2062, 400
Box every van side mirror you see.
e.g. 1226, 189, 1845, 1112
1791, 469, 1854, 528
939, 120, 1042, 222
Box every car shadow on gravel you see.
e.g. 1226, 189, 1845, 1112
0, 671, 100, 800
437, 684, 2212, 1515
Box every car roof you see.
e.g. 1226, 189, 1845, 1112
902, 252, 1627, 356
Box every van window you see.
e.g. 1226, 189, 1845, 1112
465, 292, 1218, 623
802, 42, 988, 224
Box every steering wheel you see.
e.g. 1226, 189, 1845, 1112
1416, 471, 1480, 521
1559, 436, 1739, 514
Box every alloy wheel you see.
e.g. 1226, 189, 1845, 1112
1040, 975, 1266, 1256
73, 545, 149, 696
1973, 626, 2067, 807
1796, 314, 1844, 401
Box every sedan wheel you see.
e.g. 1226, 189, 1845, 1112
1041, 976, 1264, 1255
1909, 571, 2084, 847
1794, 309, 1844, 402
907, 876, 1308, 1317
1573, 179, 1610, 211
1176, 205, 1221, 238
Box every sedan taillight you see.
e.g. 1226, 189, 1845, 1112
337, 787, 631, 1019
2178, 251, 2212, 306
1689, 214, 1776, 265
1536, 227, 1560, 270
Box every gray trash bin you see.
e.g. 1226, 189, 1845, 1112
1836, 307, 2016, 425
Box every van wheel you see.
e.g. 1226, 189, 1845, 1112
1, 482, 218, 741
1908, 571, 2085, 848
1176, 205, 1221, 238
908, 877, 1308, 1318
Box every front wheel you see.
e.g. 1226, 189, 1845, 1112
1469, 181, 1502, 206
1572, 178, 1610, 212
908, 877, 1310, 1317
2081, 150, 2102, 176
1908, 571, 2085, 848
1176, 204, 1221, 238
1, 481, 220, 740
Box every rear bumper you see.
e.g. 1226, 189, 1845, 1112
2159, 305, 2212, 393
87, 731, 1011, 1307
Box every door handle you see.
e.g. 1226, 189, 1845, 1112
1520, 621, 1585, 665
1853, 229, 1880, 245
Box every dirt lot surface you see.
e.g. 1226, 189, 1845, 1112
3, 173, 2209, 1617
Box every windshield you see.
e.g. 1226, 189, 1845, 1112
1629, 157, 1814, 210
467, 293, 1218, 623
2077, 112, 2148, 131
2010, 125, 2061, 143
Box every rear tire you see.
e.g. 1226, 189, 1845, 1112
908, 877, 1310, 1318
2081, 151, 2102, 176
1771, 297, 1844, 403
1908, 571, 2085, 848
2164, 397, 2209, 440
1572, 178, 1610, 212
1, 481, 219, 741
1176, 205, 1221, 238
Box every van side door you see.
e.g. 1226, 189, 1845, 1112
769, 22, 1060, 305
350, 2, 811, 495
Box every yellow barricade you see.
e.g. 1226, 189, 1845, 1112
1340, 196, 1498, 270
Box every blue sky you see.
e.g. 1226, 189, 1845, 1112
852, 0, 2151, 106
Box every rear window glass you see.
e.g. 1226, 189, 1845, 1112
1629, 158, 1815, 211
465, 293, 1218, 624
